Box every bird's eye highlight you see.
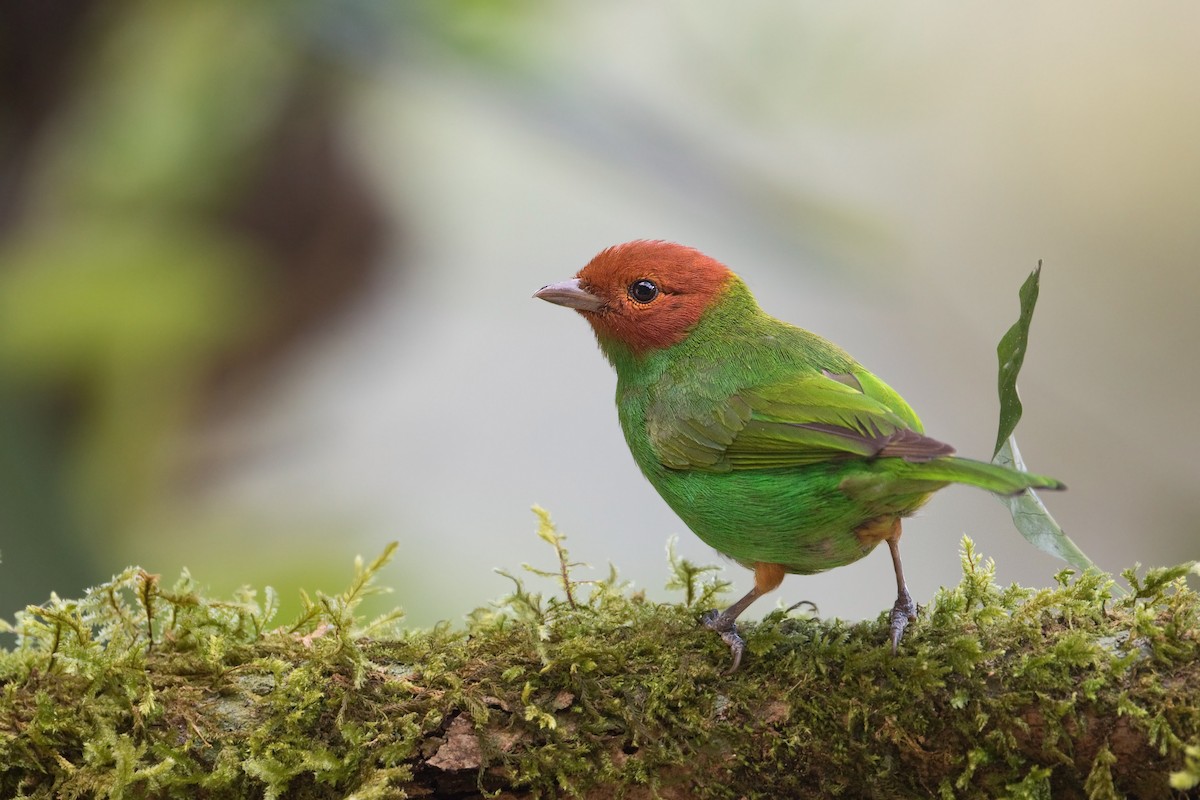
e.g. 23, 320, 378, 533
628, 279, 659, 304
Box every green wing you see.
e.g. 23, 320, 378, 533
647, 368, 954, 472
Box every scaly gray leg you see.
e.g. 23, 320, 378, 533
887, 535, 918, 652
701, 585, 764, 674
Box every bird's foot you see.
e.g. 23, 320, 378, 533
701, 609, 746, 674
888, 589, 918, 654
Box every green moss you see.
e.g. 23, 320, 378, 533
2, 516, 1198, 799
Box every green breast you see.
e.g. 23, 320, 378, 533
619, 389, 909, 574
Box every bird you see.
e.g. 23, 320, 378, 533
534, 240, 1063, 671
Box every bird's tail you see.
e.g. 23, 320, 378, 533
897, 456, 1065, 496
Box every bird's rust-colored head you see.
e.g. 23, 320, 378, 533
534, 240, 736, 356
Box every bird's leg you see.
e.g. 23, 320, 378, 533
701, 562, 785, 673
886, 530, 918, 653
701, 586, 761, 674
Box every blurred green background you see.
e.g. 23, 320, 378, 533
2, 1, 1197, 633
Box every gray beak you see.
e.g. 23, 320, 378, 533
534, 279, 605, 312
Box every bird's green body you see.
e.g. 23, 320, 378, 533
597, 276, 1055, 575
536, 240, 1063, 666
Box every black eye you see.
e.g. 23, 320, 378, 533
628, 279, 659, 304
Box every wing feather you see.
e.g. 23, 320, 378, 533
647, 369, 953, 472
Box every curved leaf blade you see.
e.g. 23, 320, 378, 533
994, 436, 1096, 572
994, 262, 1042, 458
990, 262, 1099, 573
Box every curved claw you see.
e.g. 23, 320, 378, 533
716, 628, 745, 674
702, 610, 746, 673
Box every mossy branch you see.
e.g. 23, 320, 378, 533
2, 516, 1199, 799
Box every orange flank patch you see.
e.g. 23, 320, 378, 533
753, 561, 787, 594
574, 240, 734, 356
854, 515, 902, 547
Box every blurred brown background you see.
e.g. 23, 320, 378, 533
1, 1, 1197, 631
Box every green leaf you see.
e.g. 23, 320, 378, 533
989, 263, 1100, 573
994, 438, 1096, 572
994, 262, 1041, 458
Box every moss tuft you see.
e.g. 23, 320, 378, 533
2, 518, 1198, 799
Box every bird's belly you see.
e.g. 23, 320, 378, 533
647, 463, 920, 575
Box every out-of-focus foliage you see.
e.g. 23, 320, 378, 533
0, 3, 283, 607
0, 224, 258, 518
37, 3, 291, 211
0, 0, 393, 618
